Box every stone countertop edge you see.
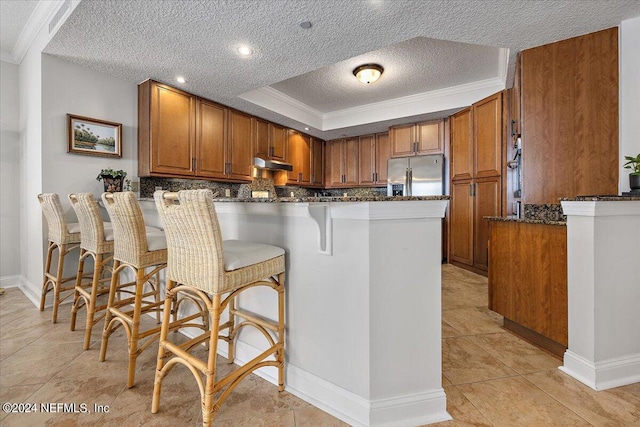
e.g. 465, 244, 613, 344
485, 216, 567, 226
140, 196, 449, 203
559, 196, 640, 201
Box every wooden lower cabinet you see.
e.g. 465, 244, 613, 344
450, 177, 501, 273
489, 220, 568, 356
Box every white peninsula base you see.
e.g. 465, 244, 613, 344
200, 199, 451, 427
560, 199, 640, 391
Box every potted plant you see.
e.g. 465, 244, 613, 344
96, 168, 128, 192
623, 153, 640, 190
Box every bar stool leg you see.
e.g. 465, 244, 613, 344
100, 259, 121, 362
51, 244, 68, 323
203, 294, 222, 427
70, 248, 88, 331
151, 279, 176, 414
277, 272, 286, 392
40, 242, 55, 312
82, 253, 103, 350
127, 267, 145, 388
227, 297, 236, 363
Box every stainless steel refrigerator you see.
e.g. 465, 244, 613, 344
387, 154, 444, 196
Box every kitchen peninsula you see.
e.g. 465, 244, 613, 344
139, 195, 451, 427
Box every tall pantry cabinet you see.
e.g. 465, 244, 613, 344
449, 91, 504, 274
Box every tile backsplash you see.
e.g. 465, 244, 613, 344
140, 177, 386, 199
523, 204, 566, 222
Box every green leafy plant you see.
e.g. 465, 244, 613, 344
623, 153, 640, 175
96, 168, 127, 181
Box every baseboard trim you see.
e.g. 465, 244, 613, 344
1, 274, 43, 308
180, 331, 450, 427
561, 350, 640, 390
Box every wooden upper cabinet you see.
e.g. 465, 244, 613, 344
325, 138, 359, 188
196, 98, 227, 178
255, 119, 286, 162
139, 80, 196, 177
390, 120, 444, 158
227, 110, 254, 181
389, 124, 415, 157
270, 123, 286, 161
474, 92, 503, 178
416, 121, 443, 154
286, 130, 311, 185
311, 137, 324, 187
254, 118, 270, 160
359, 135, 376, 186
358, 132, 389, 186
325, 140, 344, 187
451, 108, 473, 181
343, 137, 359, 186
375, 132, 390, 185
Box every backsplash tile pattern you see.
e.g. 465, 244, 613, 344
141, 177, 387, 199
523, 204, 566, 222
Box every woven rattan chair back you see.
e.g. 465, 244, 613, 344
101, 191, 161, 267
154, 189, 226, 294
69, 193, 112, 255
38, 193, 80, 245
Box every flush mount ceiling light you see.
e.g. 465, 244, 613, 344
237, 45, 253, 56
176, 76, 186, 83
353, 63, 384, 84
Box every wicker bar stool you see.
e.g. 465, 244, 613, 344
99, 191, 169, 388
68, 193, 161, 350
38, 193, 85, 323
152, 189, 286, 426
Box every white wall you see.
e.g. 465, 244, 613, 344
41, 54, 137, 204
620, 16, 640, 193
0, 61, 21, 281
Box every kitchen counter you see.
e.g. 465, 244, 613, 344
560, 195, 640, 201
137, 197, 452, 426
485, 216, 566, 226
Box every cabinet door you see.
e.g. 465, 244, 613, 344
450, 180, 474, 266
375, 132, 390, 185
196, 99, 227, 179
451, 108, 473, 181
389, 124, 415, 157
270, 123, 286, 161
474, 177, 501, 272
474, 92, 502, 178
416, 121, 443, 154
227, 110, 254, 181
254, 118, 270, 159
343, 137, 359, 186
286, 131, 311, 184
358, 135, 376, 186
150, 82, 196, 175
325, 140, 343, 187
311, 138, 324, 187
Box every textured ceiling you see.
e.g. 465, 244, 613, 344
0, 0, 38, 56
21, 0, 640, 139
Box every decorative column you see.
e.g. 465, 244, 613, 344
560, 198, 640, 390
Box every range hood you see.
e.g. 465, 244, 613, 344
253, 157, 293, 172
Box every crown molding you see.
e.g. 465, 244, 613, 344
498, 47, 510, 85
241, 77, 505, 131
1, 52, 19, 65
10, 0, 75, 66
239, 86, 324, 129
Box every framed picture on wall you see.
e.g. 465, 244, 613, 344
67, 114, 122, 158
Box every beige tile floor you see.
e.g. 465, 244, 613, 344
1, 265, 638, 426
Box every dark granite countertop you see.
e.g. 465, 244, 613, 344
485, 216, 566, 226
560, 195, 640, 201
214, 195, 449, 203
140, 195, 449, 203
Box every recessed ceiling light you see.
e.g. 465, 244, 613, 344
237, 45, 253, 56
304, 127, 310, 131
300, 21, 312, 29
176, 76, 186, 83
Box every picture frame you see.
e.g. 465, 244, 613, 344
67, 114, 122, 158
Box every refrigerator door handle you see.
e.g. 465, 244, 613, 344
408, 168, 413, 196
